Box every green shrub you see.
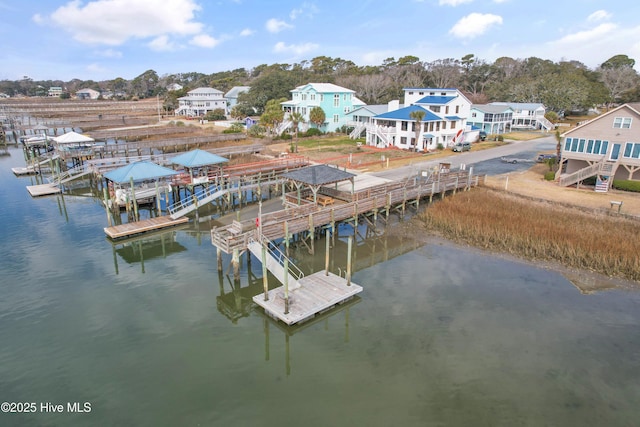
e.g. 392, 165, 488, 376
302, 128, 323, 137
247, 125, 265, 137
274, 133, 292, 140
436, 143, 444, 150
613, 179, 640, 192
175, 121, 185, 127
544, 171, 556, 181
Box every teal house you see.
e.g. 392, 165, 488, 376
280, 83, 365, 133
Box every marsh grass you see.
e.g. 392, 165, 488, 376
420, 187, 640, 281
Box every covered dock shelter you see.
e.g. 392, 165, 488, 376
53, 131, 96, 166
281, 164, 356, 206
104, 160, 178, 209
170, 149, 228, 185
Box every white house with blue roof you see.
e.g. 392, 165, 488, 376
365, 88, 472, 151
280, 83, 365, 134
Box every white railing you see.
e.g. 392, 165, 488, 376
558, 160, 602, 187
251, 233, 305, 281
537, 116, 555, 131
168, 184, 225, 217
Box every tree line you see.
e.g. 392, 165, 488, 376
1, 54, 638, 116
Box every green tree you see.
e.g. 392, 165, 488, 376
260, 98, 286, 135
409, 109, 425, 151
289, 111, 305, 152
309, 106, 326, 130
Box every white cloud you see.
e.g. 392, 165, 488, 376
587, 10, 612, 23
266, 18, 294, 33
290, 2, 319, 20
48, 0, 203, 45
439, 0, 473, 5
239, 28, 254, 37
449, 13, 503, 39
273, 41, 318, 55
86, 63, 107, 73
556, 22, 617, 44
95, 48, 122, 58
148, 35, 177, 51
189, 34, 220, 48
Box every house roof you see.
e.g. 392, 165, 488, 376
374, 105, 442, 121
292, 83, 355, 94
445, 116, 463, 120
346, 104, 401, 117
224, 86, 251, 98
490, 102, 545, 110
104, 161, 178, 184
281, 164, 355, 186
471, 104, 514, 114
561, 103, 640, 137
188, 87, 223, 95
53, 131, 94, 144
415, 95, 456, 105
170, 149, 228, 168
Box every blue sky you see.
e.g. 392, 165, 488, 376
1, 0, 639, 82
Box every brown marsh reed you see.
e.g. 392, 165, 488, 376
420, 187, 640, 282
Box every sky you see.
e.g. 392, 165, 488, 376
1, 0, 640, 82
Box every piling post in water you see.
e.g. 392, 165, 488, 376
261, 244, 269, 301
284, 256, 290, 314
232, 248, 240, 282
103, 187, 112, 227
346, 236, 353, 286
130, 177, 139, 221
325, 229, 330, 276
308, 214, 314, 255
216, 247, 223, 272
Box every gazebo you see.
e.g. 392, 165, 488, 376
104, 161, 178, 208
281, 164, 356, 205
53, 131, 95, 147
170, 149, 228, 185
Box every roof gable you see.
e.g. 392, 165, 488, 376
374, 105, 441, 121
170, 149, 228, 168
415, 95, 456, 105
104, 161, 178, 184
281, 164, 355, 186
293, 83, 355, 94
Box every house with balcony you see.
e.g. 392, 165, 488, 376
280, 83, 365, 134
224, 86, 251, 113
557, 103, 640, 192
468, 104, 514, 135
345, 101, 403, 139
175, 87, 227, 117
364, 88, 472, 151
490, 102, 553, 131
48, 87, 63, 97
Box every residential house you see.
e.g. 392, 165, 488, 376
365, 88, 472, 151
224, 86, 251, 113
175, 87, 227, 117
490, 102, 553, 131
280, 83, 365, 134
76, 88, 100, 100
48, 87, 63, 97
167, 83, 183, 92
558, 103, 640, 192
468, 104, 514, 135
345, 101, 403, 138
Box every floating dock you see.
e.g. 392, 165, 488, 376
12, 166, 39, 176
253, 271, 363, 325
104, 216, 189, 239
26, 183, 62, 197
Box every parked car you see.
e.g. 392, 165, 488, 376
501, 156, 533, 164
452, 142, 471, 152
536, 153, 558, 163
479, 130, 487, 141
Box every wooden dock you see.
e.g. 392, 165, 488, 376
104, 216, 189, 239
26, 183, 62, 197
253, 271, 363, 325
12, 166, 38, 176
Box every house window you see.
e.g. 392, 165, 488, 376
570, 138, 579, 152
301, 94, 307, 101
344, 107, 350, 113
310, 94, 315, 101
431, 106, 441, 113
333, 114, 339, 123
578, 139, 585, 152
587, 139, 594, 153
564, 138, 571, 151
445, 106, 449, 114
450, 122, 455, 129
456, 105, 460, 114
471, 112, 477, 118
400, 137, 407, 145
594, 139, 601, 154
613, 117, 632, 128
408, 92, 413, 95
401, 121, 408, 131
601, 140, 609, 154
334, 94, 339, 107
418, 92, 424, 95
623, 142, 640, 158
320, 94, 324, 102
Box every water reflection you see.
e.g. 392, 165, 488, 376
109, 229, 188, 274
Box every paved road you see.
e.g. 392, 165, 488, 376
372, 135, 557, 180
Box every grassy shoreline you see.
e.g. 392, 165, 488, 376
419, 187, 640, 282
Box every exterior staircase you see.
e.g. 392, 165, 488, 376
558, 159, 618, 191
247, 234, 304, 289
349, 122, 366, 139
168, 185, 229, 219
276, 120, 292, 135
373, 125, 392, 147
537, 116, 555, 131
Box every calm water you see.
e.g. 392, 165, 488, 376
1, 146, 640, 427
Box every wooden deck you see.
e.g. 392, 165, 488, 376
104, 216, 189, 239
253, 271, 363, 325
12, 166, 38, 176
26, 183, 62, 197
